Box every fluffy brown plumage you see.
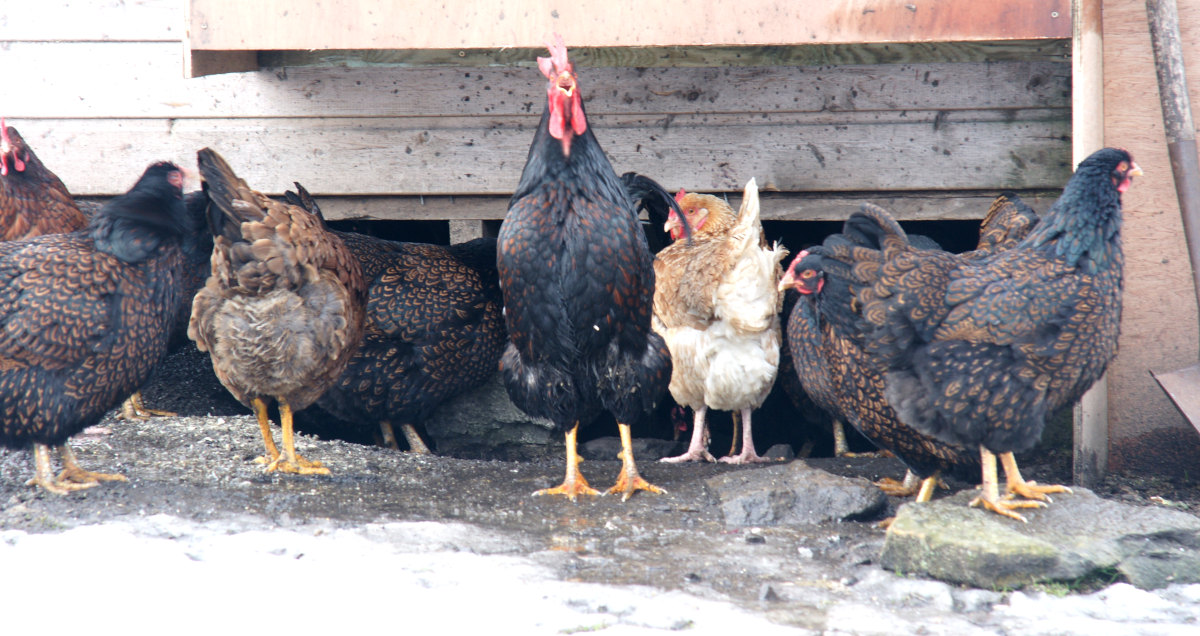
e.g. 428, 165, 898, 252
189, 149, 366, 476
796, 148, 1140, 521
653, 179, 787, 464
0, 121, 87, 241
0, 161, 196, 493
283, 184, 505, 454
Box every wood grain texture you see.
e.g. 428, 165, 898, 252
0, 0, 182, 42
7, 113, 1069, 197
259, 40, 1072, 69
1101, 0, 1200, 472
0, 42, 1070, 118
188, 0, 1070, 50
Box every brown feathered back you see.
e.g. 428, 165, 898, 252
0, 124, 87, 241
188, 148, 366, 412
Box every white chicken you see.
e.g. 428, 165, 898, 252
653, 178, 788, 463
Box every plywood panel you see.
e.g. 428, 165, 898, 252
0, 0, 182, 42
1101, 0, 1200, 474
188, 0, 1070, 51
0, 42, 1070, 119
8, 113, 1069, 196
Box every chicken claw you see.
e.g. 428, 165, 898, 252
606, 422, 666, 501
534, 424, 599, 500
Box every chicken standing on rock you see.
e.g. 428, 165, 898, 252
0, 161, 196, 493
283, 184, 505, 454
189, 149, 366, 476
795, 148, 1140, 521
498, 36, 679, 501
654, 180, 787, 464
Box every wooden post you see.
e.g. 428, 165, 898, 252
1072, 0, 1108, 487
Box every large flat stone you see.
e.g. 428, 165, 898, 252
425, 372, 557, 461
880, 488, 1200, 590
705, 460, 887, 528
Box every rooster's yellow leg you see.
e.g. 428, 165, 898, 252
265, 399, 330, 475
607, 422, 666, 501
969, 447, 1045, 522
534, 423, 600, 500
378, 421, 400, 450
250, 397, 281, 465
118, 391, 176, 420
1000, 452, 1072, 502
56, 444, 126, 485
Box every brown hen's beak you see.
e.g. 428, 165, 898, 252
777, 269, 794, 293
1129, 162, 1144, 178
664, 214, 682, 239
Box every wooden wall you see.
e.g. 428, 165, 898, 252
1101, 0, 1200, 476
2, 2, 1069, 226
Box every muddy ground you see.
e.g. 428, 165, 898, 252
1, 344, 1198, 632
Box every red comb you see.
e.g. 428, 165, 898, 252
675, 189, 687, 203
537, 33, 570, 79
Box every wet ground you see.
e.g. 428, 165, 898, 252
1, 345, 1198, 633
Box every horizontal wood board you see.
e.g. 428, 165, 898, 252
188, 0, 1071, 50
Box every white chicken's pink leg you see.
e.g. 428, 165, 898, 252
660, 406, 716, 463
720, 408, 769, 464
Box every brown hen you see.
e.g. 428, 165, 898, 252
0, 161, 197, 493
189, 149, 366, 476
0, 121, 87, 241
284, 184, 505, 454
653, 179, 788, 464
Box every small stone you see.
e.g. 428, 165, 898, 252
706, 460, 887, 528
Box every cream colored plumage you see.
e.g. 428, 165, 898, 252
653, 178, 788, 463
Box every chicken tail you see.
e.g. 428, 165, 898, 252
974, 192, 1040, 254
284, 182, 328, 225
621, 172, 690, 245
196, 148, 266, 244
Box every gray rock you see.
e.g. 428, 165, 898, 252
880, 488, 1200, 590
705, 460, 888, 528
580, 436, 686, 461
424, 372, 557, 461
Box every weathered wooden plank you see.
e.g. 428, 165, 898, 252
78, 191, 1062, 223
11, 113, 1070, 196
0, 0, 183, 42
188, 0, 1070, 51
259, 40, 1073, 69
0, 42, 1070, 119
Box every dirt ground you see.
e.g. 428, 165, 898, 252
1, 344, 1198, 631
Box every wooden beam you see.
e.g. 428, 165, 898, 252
0, 0, 182, 42
1072, 0, 1108, 488
7, 113, 1070, 197
0, 43, 1070, 118
188, 0, 1070, 52
185, 51, 259, 79
258, 40, 1072, 69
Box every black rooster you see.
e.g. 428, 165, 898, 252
0, 162, 196, 493
497, 36, 679, 501
283, 184, 505, 453
797, 148, 1140, 521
